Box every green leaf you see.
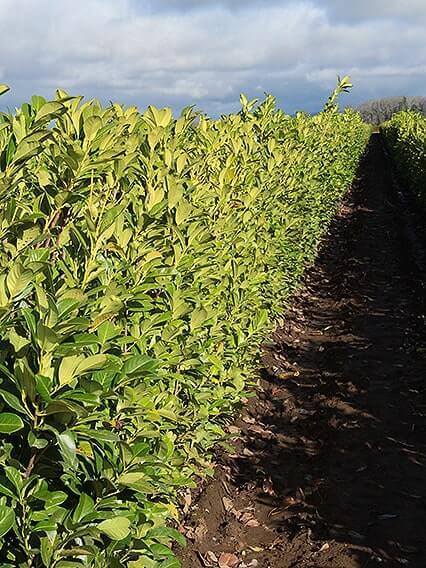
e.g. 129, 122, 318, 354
72, 493, 95, 523
0, 482, 16, 499
83, 115, 102, 140
175, 199, 192, 225
28, 431, 49, 449
0, 413, 24, 434
149, 526, 186, 547
146, 106, 172, 128
96, 321, 117, 344
147, 187, 165, 211
150, 543, 174, 557
22, 308, 37, 338
34, 519, 58, 532
0, 274, 8, 307
40, 536, 54, 566
0, 389, 27, 414
75, 354, 108, 375
6, 263, 32, 298
34, 101, 65, 123
160, 559, 182, 568
128, 557, 157, 568
5, 466, 22, 493
190, 307, 208, 331
98, 516, 131, 540
176, 153, 187, 174
0, 504, 15, 538
122, 355, 158, 377
118, 472, 156, 493
58, 355, 83, 386
46, 491, 67, 508
56, 430, 78, 469
58, 354, 107, 386
10, 140, 40, 164
35, 375, 53, 401
8, 329, 30, 353
31, 94, 47, 110
37, 324, 58, 352
167, 177, 183, 209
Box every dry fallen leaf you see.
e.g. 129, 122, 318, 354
183, 491, 192, 514
245, 518, 260, 528
193, 519, 209, 541
218, 552, 239, 568
198, 550, 217, 567
222, 497, 234, 512
242, 448, 255, 457
238, 511, 260, 527
242, 415, 256, 424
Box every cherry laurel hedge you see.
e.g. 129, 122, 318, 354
382, 110, 426, 207
0, 89, 369, 567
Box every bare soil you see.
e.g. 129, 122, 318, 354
177, 134, 426, 568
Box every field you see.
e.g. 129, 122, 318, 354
0, 81, 409, 568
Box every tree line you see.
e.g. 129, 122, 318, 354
355, 96, 426, 124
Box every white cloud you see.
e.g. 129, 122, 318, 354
0, 0, 425, 114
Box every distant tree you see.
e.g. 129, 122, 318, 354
354, 96, 426, 124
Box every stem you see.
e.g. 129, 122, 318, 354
24, 452, 37, 479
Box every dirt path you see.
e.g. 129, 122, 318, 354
178, 134, 426, 568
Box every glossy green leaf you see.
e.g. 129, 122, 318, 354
0, 504, 15, 538
72, 493, 95, 523
98, 516, 131, 540
0, 413, 24, 434
0, 389, 27, 414
56, 430, 78, 469
34, 101, 65, 122
6, 264, 32, 298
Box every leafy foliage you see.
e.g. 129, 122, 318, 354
0, 82, 369, 566
323, 76, 353, 113
382, 111, 426, 206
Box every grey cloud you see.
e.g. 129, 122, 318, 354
319, 0, 426, 21
0, 0, 424, 116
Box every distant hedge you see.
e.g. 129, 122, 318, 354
382, 111, 426, 206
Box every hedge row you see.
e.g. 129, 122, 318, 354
0, 86, 369, 567
382, 111, 426, 206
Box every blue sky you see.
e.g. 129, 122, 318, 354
0, 0, 425, 116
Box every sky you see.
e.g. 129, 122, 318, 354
0, 0, 425, 116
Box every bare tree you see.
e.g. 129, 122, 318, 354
355, 96, 426, 124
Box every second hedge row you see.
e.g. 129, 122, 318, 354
382, 110, 426, 207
